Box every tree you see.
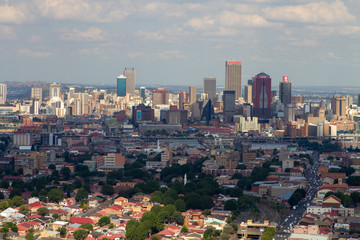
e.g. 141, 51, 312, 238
58, 227, 67, 238
181, 224, 188, 234
224, 199, 239, 211
19, 205, 29, 215
0, 200, 9, 210
98, 216, 111, 227
171, 211, 184, 225
150, 191, 163, 203
102, 184, 114, 195
37, 207, 49, 216
52, 213, 59, 220
260, 227, 276, 240
174, 199, 186, 212
12, 196, 24, 207
203, 209, 211, 216
48, 164, 56, 170
80, 223, 93, 231
73, 229, 88, 240
25, 232, 34, 240
0, 180, 9, 189
9, 188, 22, 198
47, 188, 64, 203
75, 188, 88, 203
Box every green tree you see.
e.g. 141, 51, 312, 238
80, 223, 93, 231
171, 211, 184, 225
150, 191, 163, 203
9, 188, 22, 198
0, 180, 9, 189
0, 200, 9, 210
52, 213, 59, 220
224, 199, 239, 211
180, 224, 188, 234
25, 232, 34, 240
57, 227, 67, 238
37, 207, 50, 216
174, 199, 186, 212
19, 205, 29, 215
98, 216, 111, 227
75, 188, 88, 203
203, 209, 211, 216
260, 227, 276, 240
12, 196, 24, 207
47, 188, 64, 203
102, 184, 114, 195
73, 229, 88, 240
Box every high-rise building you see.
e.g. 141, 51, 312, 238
253, 72, 272, 119
279, 76, 292, 106
203, 77, 216, 102
358, 94, 360, 106
223, 90, 235, 123
117, 75, 126, 97
49, 83, 61, 99
225, 61, 242, 100
31, 87, 42, 102
0, 83, 7, 105
331, 95, 346, 117
124, 67, 135, 95
244, 84, 252, 104
152, 89, 169, 106
140, 87, 146, 100
80, 93, 89, 115
178, 92, 189, 110
189, 86, 197, 104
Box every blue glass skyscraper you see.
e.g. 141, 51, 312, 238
140, 86, 146, 100
117, 75, 126, 97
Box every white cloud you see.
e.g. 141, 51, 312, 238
264, 0, 355, 24
34, 0, 129, 22
187, 16, 215, 30
17, 49, 53, 58
155, 50, 185, 59
309, 25, 360, 35
0, 25, 16, 39
128, 52, 146, 58
60, 27, 108, 41
29, 35, 42, 43
217, 11, 279, 28
78, 48, 105, 56
289, 39, 317, 47
0, 3, 31, 24
136, 31, 165, 41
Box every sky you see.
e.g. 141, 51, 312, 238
0, 0, 359, 88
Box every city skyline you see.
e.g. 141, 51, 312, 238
0, 0, 359, 87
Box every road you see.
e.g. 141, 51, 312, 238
275, 151, 322, 240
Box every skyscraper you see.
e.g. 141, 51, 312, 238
124, 67, 135, 95
0, 83, 6, 105
49, 83, 61, 99
31, 87, 42, 103
244, 84, 252, 104
358, 94, 360, 106
117, 75, 126, 97
203, 77, 216, 102
189, 86, 197, 104
140, 87, 146, 100
279, 76, 292, 106
253, 72, 272, 119
331, 95, 346, 118
225, 61, 242, 100
152, 89, 169, 106
178, 92, 189, 110
223, 90, 235, 123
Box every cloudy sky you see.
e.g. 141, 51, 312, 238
0, 0, 359, 87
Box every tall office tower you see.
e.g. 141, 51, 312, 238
244, 84, 252, 104
140, 87, 146, 100
68, 87, 75, 99
124, 67, 135, 95
331, 95, 346, 117
358, 94, 360, 106
279, 76, 292, 106
178, 92, 189, 110
189, 86, 197, 104
203, 77, 216, 102
31, 87, 42, 102
81, 93, 89, 115
346, 95, 353, 107
117, 75, 126, 97
0, 83, 6, 105
152, 88, 169, 106
284, 104, 295, 122
253, 72, 272, 119
49, 83, 61, 99
223, 90, 235, 123
225, 61, 242, 100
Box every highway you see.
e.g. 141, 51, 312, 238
275, 151, 321, 240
